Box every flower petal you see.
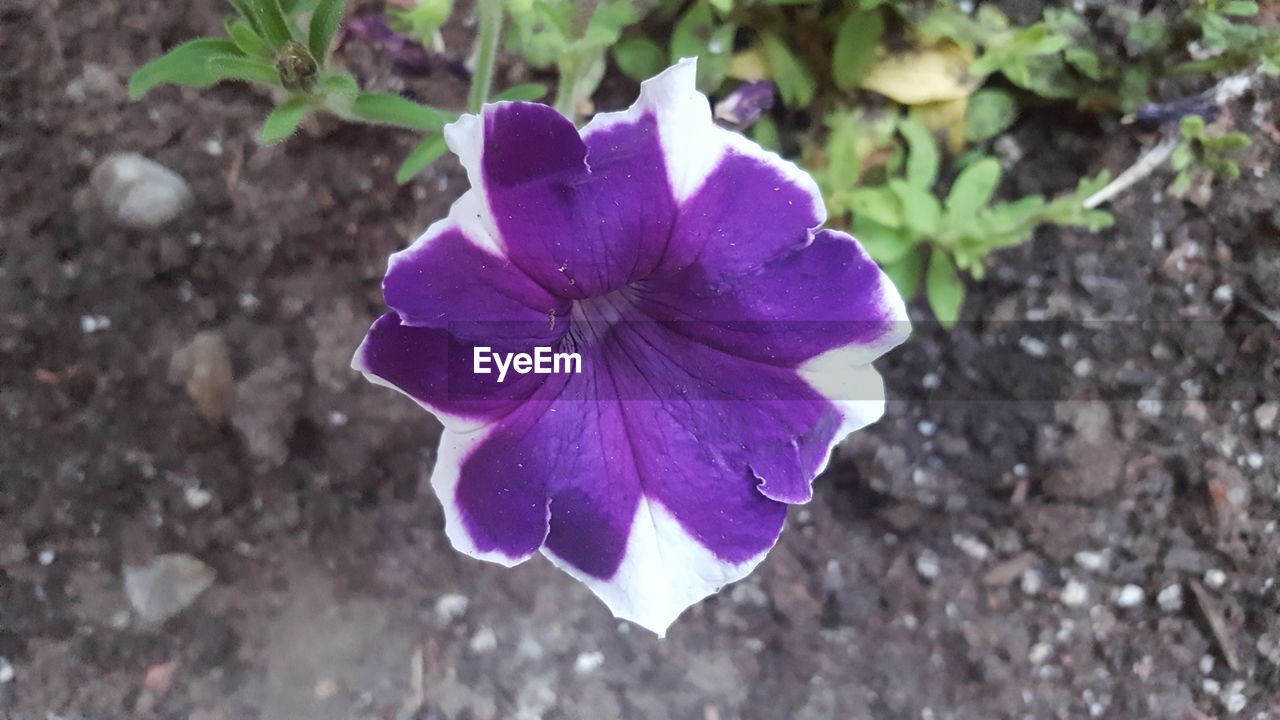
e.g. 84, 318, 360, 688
383, 190, 569, 350
444, 102, 677, 298
642, 228, 907, 367
352, 313, 553, 431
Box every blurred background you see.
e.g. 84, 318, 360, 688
2, 0, 1279, 718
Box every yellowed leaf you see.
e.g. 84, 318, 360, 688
862, 42, 980, 105
729, 46, 770, 81
910, 97, 969, 153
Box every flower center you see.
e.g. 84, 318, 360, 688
567, 285, 642, 349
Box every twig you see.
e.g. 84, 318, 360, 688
1084, 69, 1257, 210
1082, 137, 1177, 209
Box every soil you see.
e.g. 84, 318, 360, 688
2, 1, 1279, 719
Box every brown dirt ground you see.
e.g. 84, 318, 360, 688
2, 1, 1279, 719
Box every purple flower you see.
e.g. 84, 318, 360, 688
714, 80, 776, 129
352, 60, 909, 635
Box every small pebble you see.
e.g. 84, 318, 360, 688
1157, 583, 1184, 612
183, 486, 212, 510
1212, 285, 1234, 304
434, 593, 469, 624
468, 627, 497, 654
917, 420, 936, 437
1021, 568, 1043, 595
1061, 579, 1089, 607
1115, 584, 1145, 608
0, 657, 14, 683
80, 314, 112, 334
1254, 402, 1278, 431
1205, 569, 1227, 589
1028, 642, 1053, 665
1019, 336, 1049, 358
915, 549, 941, 580
1245, 453, 1263, 470
573, 650, 604, 674
922, 372, 941, 390
91, 152, 194, 230
952, 534, 990, 561
1200, 654, 1216, 674
1074, 551, 1106, 572
38, 548, 55, 566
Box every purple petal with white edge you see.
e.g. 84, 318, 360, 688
352, 313, 555, 429
354, 58, 912, 636
382, 203, 569, 350
642, 228, 906, 366
443, 101, 677, 299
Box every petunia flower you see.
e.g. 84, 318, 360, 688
352, 59, 910, 635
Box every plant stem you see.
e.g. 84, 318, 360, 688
467, 0, 503, 114
552, 54, 580, 120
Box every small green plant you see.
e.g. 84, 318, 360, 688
130, 0, 459, 181
1171, 114, 1253, 194
815, 115, 1112, 326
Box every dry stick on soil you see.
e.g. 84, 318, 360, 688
1188, 579, 1241, 672
1083, 70, 1256, 210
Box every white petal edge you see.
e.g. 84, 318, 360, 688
432, 426, 550, 567
796, 230, 912, 477
541, 497, 776, 637
351, 188, 511, 435
582, 57, 722, 204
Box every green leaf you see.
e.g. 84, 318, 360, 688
889, 179, 942, 238
882, 248, 922, 300
761, 31, 816, 106
260, 97, 312, 143
316, 72, 359, 95
946, 157, 1002, 222
227, 17, 271, 57
208, 55, 281, 85
307, 0, 344, 65
350, 92, 453, 130
670, 1, 736, 91
752, 115, 781, 151
1180, 115, 1206, 139
898, 118, 939, 190
846, 187, 904, 229
832, 9, 884, 92
248, 0, 296, 49
129, 39, 245, 99
926, 250, 964, 328
1171, 141, 1193, 171
964, 88, 1017, 143
612, 37, 667, 82
1063, 46, 1102, 80
396, 133, 449, 183
853, 215, 915, 265
707, 0, 732, 13
492, 82, 548, 101
1223, 1, 1259, 16
228, 0, 265, 34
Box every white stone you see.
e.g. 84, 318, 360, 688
1061, 579, 1089, 607
1115, 584, 1145, 608
1028, 642, 1053, 665
124, 553, 215, 624
468, 627, 496, 653
0, 657, 13, 684
1157, 583, 1184, 612
434, 593, 469, 624
915, 550, 941, 580
952, 534, 990, 561
1074, 551, 1106, 572
91, 153, 193, 230
573, 650, 604, 674
1205, 569, 1227, 589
